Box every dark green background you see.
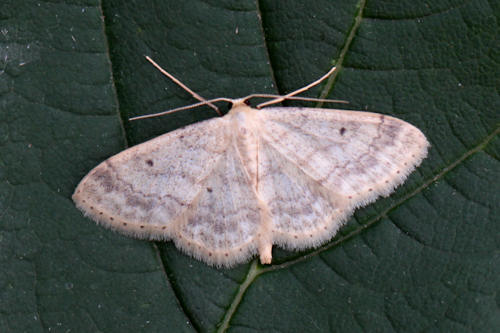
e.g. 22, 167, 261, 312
1, 0, 498, 332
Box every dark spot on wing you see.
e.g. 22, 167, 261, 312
146, 159, 154, 167
340, 127, 346, 135
206, 187, 213, 193
213, 223, 224, 235
187, 217, 199, 226
92, 168, 115, 193
126, 195, 154, 211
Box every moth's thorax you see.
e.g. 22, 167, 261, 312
228, 103, 260, 190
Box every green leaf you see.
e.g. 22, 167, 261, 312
1, 0, 498, 332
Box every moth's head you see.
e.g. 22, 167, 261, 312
227, 98, 255, 115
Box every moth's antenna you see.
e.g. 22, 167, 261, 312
133, 62, 345, 121
145, 56, 221, 116
130, 97, 234, 121
130, 94, 348, 121
257, 66, 339, 108
246, 94, 348, 105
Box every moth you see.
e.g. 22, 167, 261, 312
73, 57, 429, 267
